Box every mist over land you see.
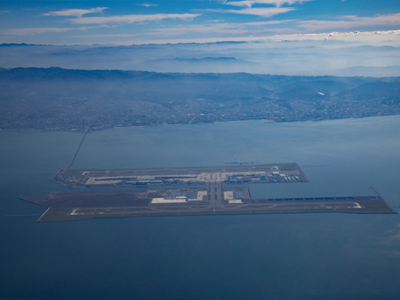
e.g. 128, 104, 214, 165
1, 39, 400, 77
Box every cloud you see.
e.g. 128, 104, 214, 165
66, 28, 400, 45
77, 33, 139, 40
3, 27, 74, 35
43, 7, 108, 18
242, 19, 295, 26
137, 3, 158, 7
68, 13, 200, 25
149, 23, 248, 36
206, 7, 294, 17
231, 7, 294, 17
147, 19, 296, 37
299, 13, 400, 31
263, 29, 400, 42
224, 0, 312, 8
0, 10, 10, 13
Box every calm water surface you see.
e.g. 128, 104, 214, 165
1, 116, 400, 299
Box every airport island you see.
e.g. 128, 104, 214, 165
52, 163, 308, 188
21, 163, 396, 222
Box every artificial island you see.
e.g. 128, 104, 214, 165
21, 162, 396, 221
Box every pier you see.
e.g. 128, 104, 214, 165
66, 129, 88, 169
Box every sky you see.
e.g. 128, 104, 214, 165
0, 0, 400, 45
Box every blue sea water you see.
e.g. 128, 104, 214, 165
1, 116, 400, 300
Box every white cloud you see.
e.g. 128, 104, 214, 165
262, 29, 400, 42
68, 13, 200, 25
78, 33, 139, 40
137, 3, 158, 7
242, 19, 295, 26
224, 0, 312, 8
149, 23, 248, 36
43, 7, 108, 18
147, 19, 296, 37
299, 13, 400, 31
64, 28, 400, 45
3, 27, 74, 35
0, 10, 10, 13
166, 28, 400, 44
208, 7, 294, 17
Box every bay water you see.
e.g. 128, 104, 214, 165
1, 116, 400, 299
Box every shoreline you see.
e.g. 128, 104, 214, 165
1, 114, 400, 133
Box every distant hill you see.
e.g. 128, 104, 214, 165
333, 66, 400, 77
338, 80, 400, 103
135, 57, 257, 73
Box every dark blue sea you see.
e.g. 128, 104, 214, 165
1, 116, 400, 299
